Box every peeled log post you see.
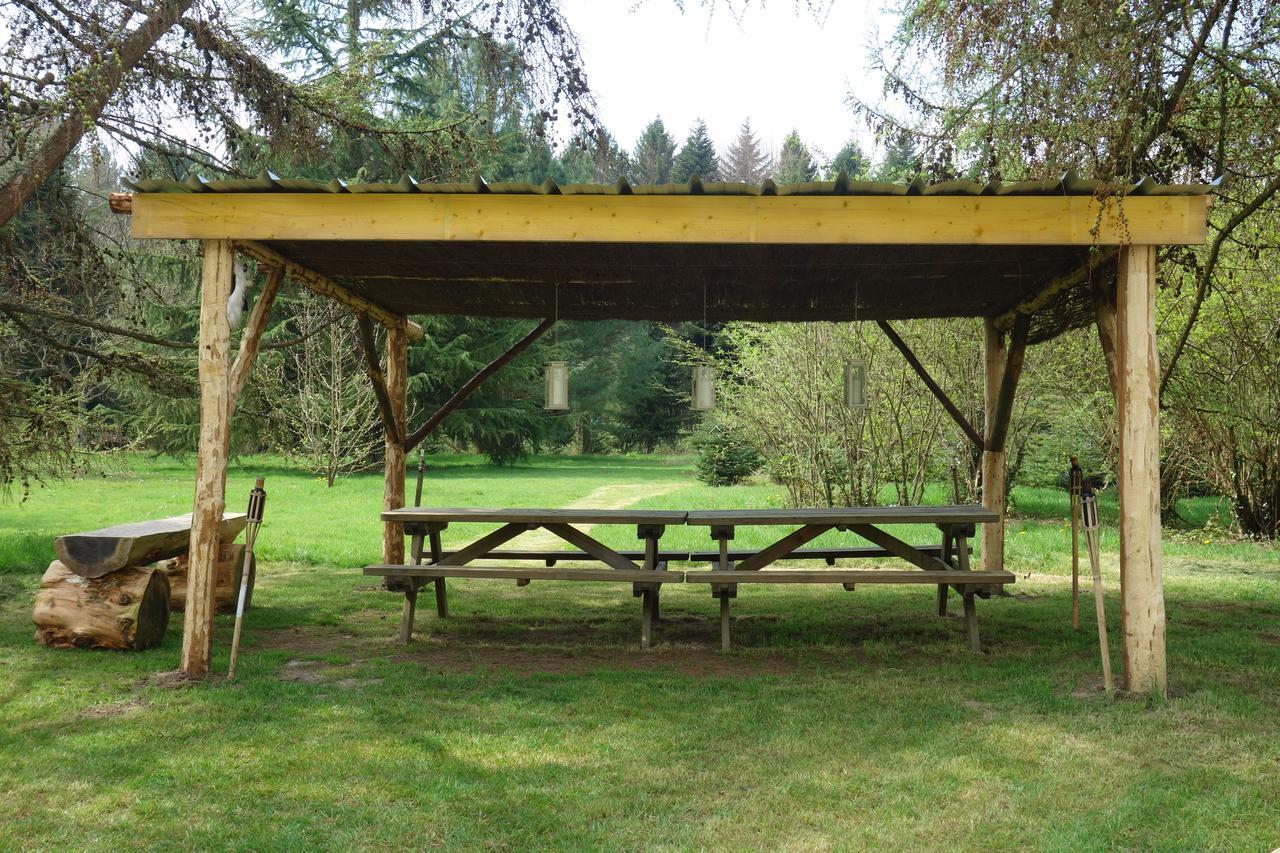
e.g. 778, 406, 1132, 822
159, 543, 254, 614
33, 562, 171, 650
981, 318, 1007, 572
182, 238, 235, 677
1115, 244, 1167, 696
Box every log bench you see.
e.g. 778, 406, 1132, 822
35, 512, 247, 650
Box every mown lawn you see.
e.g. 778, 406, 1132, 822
1, 455, 1277, 849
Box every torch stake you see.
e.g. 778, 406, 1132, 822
1069, 457, 1083, 630
1081, 490, 1114, 696
228, 477, 266, 680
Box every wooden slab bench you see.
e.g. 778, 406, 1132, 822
55, 512, 247, 578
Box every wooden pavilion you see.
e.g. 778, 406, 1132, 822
114, 173, 1211, 696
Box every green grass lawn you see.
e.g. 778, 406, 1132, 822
1, 455, 1278, 849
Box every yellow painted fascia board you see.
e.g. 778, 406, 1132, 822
132, 193, 1209, 246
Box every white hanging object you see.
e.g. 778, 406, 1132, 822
544, 361, 569, 411
844, 359, 867, 410
692, 364, 716, 412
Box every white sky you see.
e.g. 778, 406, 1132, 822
557, 0, 897, 164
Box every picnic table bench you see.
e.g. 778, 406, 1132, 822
363, 505, 1013, 651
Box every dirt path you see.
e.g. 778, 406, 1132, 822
507, 481, 681, 553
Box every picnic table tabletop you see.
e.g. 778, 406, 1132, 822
383, 507, 689, 525
686, 505, 998, 526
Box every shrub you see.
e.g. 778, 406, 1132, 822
693, 423, 760, 486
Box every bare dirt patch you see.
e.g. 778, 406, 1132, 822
81, 696, 149, 718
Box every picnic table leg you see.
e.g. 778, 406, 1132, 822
428, 528, 448, 619
963, 591, 980, 652
399, 588, 418, 644
641, 588, 654, 650
937, 525, 953, 616
719, 594, 731, 652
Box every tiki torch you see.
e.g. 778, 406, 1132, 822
228, 477, 266, 680
1069, 457, 1083, 630
1080, 487, 1114, 696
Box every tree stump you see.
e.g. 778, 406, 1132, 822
158, 543, 254, 614
33, 562, 171, 650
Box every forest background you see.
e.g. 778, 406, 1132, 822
2, 0, 1277, 539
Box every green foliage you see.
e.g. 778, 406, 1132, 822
693, 421, 761, 486
632, 117, 677, 184
720, 119, 772, 183
672, 119, 720, 182
776, 130, 817, 184
827, 139, 869, 179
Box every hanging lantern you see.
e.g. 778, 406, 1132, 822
544, 361, 569, 411
692, 364, 716, 412
844, 359, 867, 409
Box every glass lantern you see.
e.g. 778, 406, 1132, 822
544, 361, 569, 411
844, 359, 867, 409
692, 364, 716, 412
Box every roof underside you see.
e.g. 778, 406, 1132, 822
127, 174, 1213, 342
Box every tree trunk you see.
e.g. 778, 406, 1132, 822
0, 0, 195, 229
158, 543, 253, 613
33, 562, 171, 650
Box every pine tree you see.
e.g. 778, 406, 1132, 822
672, 119, 720, 182
632, 117, 676, 184
827, 139, 869, 179
776, 130, 817, 184
720, 119, 772, 183
874, 133, 922, 182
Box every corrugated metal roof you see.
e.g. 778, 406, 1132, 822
126, 171, 1218, 197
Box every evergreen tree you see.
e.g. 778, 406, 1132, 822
874, 133, 922, 182
720, 119, 772, 183
672, 119, 720, 182
776, 130, 817, 184
556, 131, 631, 184
633, 117, 676, 184
827, 139, 869, 179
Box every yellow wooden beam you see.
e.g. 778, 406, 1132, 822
131, 192, 1209, 246
233, 240, 423, 340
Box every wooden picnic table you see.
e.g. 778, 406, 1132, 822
373, 507, 687, 648
365, 504, 1012, 652
685, 505, 1008, 651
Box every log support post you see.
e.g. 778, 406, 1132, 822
383, 321, 409, 565
1114, 245, 1166, 696
180, 239, 234, 676
981, 318, 1007, 572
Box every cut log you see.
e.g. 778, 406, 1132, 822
33, 561, 171, 650
158, 543, 254, 613
54, 512, 247, 579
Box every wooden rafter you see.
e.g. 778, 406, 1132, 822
233, 239, 423, 340
356, 315, 402, 446
986, 314, 1031, 453
404, 318, 554, 453
993, 248, 1116, 331
877, 320, 984, 451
